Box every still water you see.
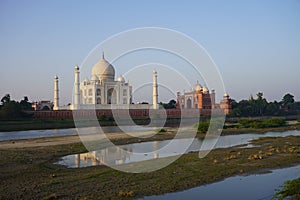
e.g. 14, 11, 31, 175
0, 126, 152, 141
56, 130, 300, 168
142, 165, 300, 200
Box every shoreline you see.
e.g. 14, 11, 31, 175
0, 116, 299, 132
1, 125, 299, 149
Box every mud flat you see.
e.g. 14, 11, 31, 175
0, 131, 299, 199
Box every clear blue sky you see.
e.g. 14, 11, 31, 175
1, 0, 300, 105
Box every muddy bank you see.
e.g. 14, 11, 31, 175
0, 134, 299, 199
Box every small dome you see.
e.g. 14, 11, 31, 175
117, 75, 125, 82
54, 75, 58, 79
84, 77, 89, 83
194, 83, 202, 92
91, 75, 99, 81
224, 93, 229, 97
75, 65, 79, 70
203, 86, 209, 93
91, 53, 115, 81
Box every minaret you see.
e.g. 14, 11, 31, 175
152, 69, 158, 109
53, 75, 59, 110
74, 65, 80, 110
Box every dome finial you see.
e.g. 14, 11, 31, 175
102, 51, 104, 59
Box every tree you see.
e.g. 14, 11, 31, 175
0, 100, 22, 119
255, 92, 267, 116
281, 93, 295, 107
160, 99, 177, 109
20, 96, 33, 111
1, 94, 11, 105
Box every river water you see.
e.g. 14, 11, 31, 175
142, 165, 300, 200
56, 130, 300, 168
0, 126, 152, 141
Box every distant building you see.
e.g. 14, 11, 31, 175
32, 101, 53, 111
219, 93, 232, 114
177, 81, 215, 109
176, 81, 232, 114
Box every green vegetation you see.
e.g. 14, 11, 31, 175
195, 121, 210, 133
159, 128, 167, 133
159, 99, 177, 109
195, 118, 225, 133
97, 115, 115, 122
273, 178, 300, 200
0, 94, 33, 119
230, 93, 300, 117
238, 118, 286, 129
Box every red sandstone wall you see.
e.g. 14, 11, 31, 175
31, 108, 226, 120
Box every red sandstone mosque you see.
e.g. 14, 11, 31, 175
176, 81, 232, 114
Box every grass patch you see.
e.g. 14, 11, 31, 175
238, 118, 286, 129
273, 178, 300, 200
194, 118, 225, 134
195, 121, 210, 133
159, 128, 167, 133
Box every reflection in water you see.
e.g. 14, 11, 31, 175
69, 141, 159, 168
58, 141, 162, 168
73, 146, 133, 167
56, 130, 300, 168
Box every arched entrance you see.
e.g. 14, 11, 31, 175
107, 88, 117, 104
187, 98, 192, 109
96, 97, 101, 104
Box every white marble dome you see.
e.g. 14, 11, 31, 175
91, 75, 99, 81
83, 77, 89, 83
117, 75, 125, 82
91, 54, 115, 81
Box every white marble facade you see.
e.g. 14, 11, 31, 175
79, 54, 132, 106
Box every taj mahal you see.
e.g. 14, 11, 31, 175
53, 53, 158, 110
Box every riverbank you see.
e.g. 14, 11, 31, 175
1, 124, 300, 149
0, 133, 299, 199
0, 117, 299, 132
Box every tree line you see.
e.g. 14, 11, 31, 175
229, 93, 300, 117
0, 94, 33, 119
0, 92, 299, 119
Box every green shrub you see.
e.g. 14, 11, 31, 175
98, 115, 107, 121
195, 118, 225, 134
262, 118, 286, 127
238, 118, 286, 129
159, 128, 167, 133
195, 121, 210, 134
273, 178, 300, 200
